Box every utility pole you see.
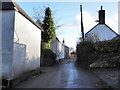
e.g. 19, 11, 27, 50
80, 5, 84, 41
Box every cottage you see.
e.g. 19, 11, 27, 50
50, 38, 69, 60
64, 45, 69, 59
0, 1, 43, 81
50, 37, 61, 60
85, 6, 118, 41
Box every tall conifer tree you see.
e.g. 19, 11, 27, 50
42, 7, 56, 43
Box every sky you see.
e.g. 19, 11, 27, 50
16, 1, 118, 50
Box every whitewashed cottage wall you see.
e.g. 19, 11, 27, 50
1, 10, 15, 80
13, 11, 41, 79
61, 44, 65, 59
85, 24, 118, 41
58, 42, 62, 59
50, 39, 57, 55
50, 38, 67, 60
1, 10, 41, 80
51, 38, 61, 60
56, 42, 60, 60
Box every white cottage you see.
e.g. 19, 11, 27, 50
0, 1, 43, 81
64, 45, 69, 59
50, 38, 69, 60
85, 6, 118, 41
50, 37, 61, 60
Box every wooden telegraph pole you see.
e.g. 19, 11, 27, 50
80, 5, 84, 41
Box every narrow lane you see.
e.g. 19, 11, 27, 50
15, 58, 105, 88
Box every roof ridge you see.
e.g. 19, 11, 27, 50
85, 24, 118, 36
104, 24, 118, 35
1, 1, 44, 31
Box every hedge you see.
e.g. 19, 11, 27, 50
76, 36, 120, 68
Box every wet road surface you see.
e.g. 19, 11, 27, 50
15, 58, 105, 88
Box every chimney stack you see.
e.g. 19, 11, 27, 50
99, 6, 105, 24
62, 39, 65, 44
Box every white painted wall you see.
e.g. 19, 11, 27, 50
1, 9, 41, 80
56, 42, 61, 60
13, 11, 41, 79
12, 42, 26, 78
59, 42, 62, 59
85, 24, 117, 41
50, 39, 61, 60
61, 44, 65, 59
1, 10, 15, 80
64, 46, 69, 59
50, 38, 66, 60
50, 39, 57, 54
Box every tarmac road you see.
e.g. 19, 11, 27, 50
15, 58, 106, 88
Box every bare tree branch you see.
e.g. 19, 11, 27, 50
32, 6, 64, 36
32, 7, 45, 21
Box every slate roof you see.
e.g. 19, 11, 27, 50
0, 1, 44, 31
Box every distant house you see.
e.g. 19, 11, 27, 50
60, 39, 65, 59
0, 1, 43, 81
85, 6, 118, 41
64, 45, 69, 59
50, 37, 61, 60
50, 38, 69, 60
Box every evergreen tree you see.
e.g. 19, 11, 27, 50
42, 7, 56, 43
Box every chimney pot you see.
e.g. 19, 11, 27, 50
101, 6, 103, 10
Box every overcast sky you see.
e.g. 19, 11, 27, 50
16, 1, 118, 50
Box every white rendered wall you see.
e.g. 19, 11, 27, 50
56, 42, 61, 60
58, 43, 65, 59
85, 24, 117, 41
59, 43, 62, 59
50, 39, 61, 60
50, 39, 57, 54
12, 42, 26, 78
1, 10, 15, 80
61, 44, 65, 59
13, 11, 41, 79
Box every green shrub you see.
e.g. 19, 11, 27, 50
91, 36, 120, 68
41, 42, 50, 50
76, 36, 120, 68
76, 41, 97, 68
95, 37, 120, 54
90, 53, 120, 68
40, 49, 56, 66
